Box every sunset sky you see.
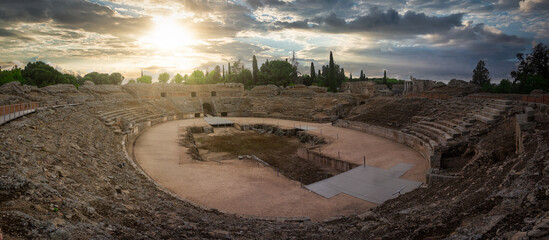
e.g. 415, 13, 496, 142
0, 0, 548, 82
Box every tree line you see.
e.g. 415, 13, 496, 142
471, 43, 549, 94
140, 57, 298, 89
161, 51, 400, 92
0, 61, 124, 87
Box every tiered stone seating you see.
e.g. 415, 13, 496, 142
470, 99, 513, 125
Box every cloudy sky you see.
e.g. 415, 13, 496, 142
0, 0, 548, 82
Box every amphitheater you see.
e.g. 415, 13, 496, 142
0, 80, 548, 239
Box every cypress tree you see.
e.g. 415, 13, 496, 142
310, 62, 316, 82
228, 62, 231, 75
350, 73, 353, 81
222, 65, 225, 82
327, 51, 337, 92
383, 70, 387, 84
252, 55, 258, 85
339, 68, 345, 85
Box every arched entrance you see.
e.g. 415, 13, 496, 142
203, 103, 214, 116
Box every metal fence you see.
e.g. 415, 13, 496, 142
0, 100, 77, 125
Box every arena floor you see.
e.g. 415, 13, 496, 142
132, 118, 427, 221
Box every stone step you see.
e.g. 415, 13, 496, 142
406, 130, 438, 149
414, 123, 453, 141
471, 114, 497, 125
473, 110, 501, 120
409, 125, 447, 145
461, 117, 476, 124
486, 103, 513, 111
491, 99, 514, 105
438, 120, 469, 135
103, 112, 135, 121
420, 121, 460, 138
98, 107, 145, 118
483, 106, 506, 115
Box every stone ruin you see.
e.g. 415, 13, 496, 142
0, 81, 549, 239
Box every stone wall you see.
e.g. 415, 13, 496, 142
297, 147, 359, 172
249, 84, 280, 97
341, 81, 376, 97
334, 120, 440, 180
122, 83, 244, 99
250, 94, 356, 122
411, 79, 446, 93
211, 97, 252, 117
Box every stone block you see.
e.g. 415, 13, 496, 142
516, 114, 535, 131
525, 107, 535, 118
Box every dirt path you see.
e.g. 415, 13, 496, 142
133, 118, 427, 221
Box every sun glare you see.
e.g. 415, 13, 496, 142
141, 16, 195, 50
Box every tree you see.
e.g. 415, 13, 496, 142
234, 69, 253, 87
158, 72, 170, 84
172, 73, 184, 84
258, 60, 295, 87
187, 70, 205, 84
359, 70, 366, 81
64, 74, 78, 86
0, 66, 25, 86
127, 79, 136, 84
511, 43, 549, 93
338, 68, 345, 86
310, 62, 316, 83
137, 75, 152, 84
109, 72, 124, 85
21, 61, 68, 87
383, 70, 387, 84
205, 66, 221, 83
302, 74, 312, 86
326, 51, 337, 92
252, 55, 259, 85
493, 79, 513, 93
472, 60, 491, 88
82, 72, 110, 85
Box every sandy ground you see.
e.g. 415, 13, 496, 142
133, 118, 427, 221
227, 117, 427, 182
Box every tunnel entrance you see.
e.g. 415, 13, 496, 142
203, 103, 214, 116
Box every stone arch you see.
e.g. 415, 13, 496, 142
203, 103, 214, 116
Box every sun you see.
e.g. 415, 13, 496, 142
140, 16, 195, 50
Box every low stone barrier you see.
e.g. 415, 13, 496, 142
405, 93, 451, 100
468, 93, 549, 105
297, 147, 358, 172
334, 120, 437, 168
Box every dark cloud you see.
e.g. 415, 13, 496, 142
195, 41, 268, 59
520, 0, 549, 12
0, 28, 34, 40
272, 8, 463, 37
0, 0, 153, 37
427, 23, 528, 48
340, 23, 530, 80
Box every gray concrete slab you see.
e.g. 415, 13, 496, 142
296, 125, 317, 131
204, 116, 234, 127
305, 163, 423, 204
